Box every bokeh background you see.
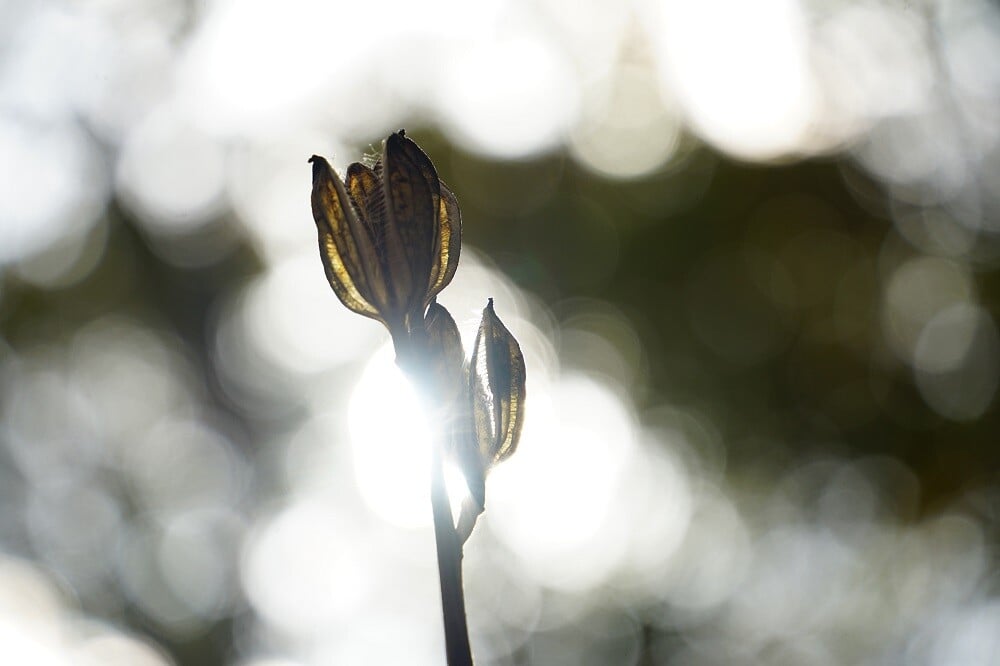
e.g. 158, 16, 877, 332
1, 0, 999, 663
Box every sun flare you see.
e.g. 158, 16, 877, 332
348, 345, 471, 529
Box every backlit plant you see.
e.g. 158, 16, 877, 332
310, 130, 525, 666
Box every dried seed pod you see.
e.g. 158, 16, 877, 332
424, 301, 466, 403
454, 299, 525, 544
425, 302, 486, 513
310, 130, 461, 343
471, 299, 526, 469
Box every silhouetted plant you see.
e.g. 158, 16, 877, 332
310, 130, 525, 666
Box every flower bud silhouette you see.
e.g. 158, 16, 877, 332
309, 132, 524, 666
454, 299, 526, 544
471, 298, 526, 471
310, 130, 461, 347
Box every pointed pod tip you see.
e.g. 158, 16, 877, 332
385, 130, 407, 150
386, 129, 423, 154
309, 155, 331, 179
345, 160, 374, 179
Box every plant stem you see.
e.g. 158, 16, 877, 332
396, 341, 474, 665
430, 444, 474, 665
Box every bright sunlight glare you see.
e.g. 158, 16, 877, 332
487, 374, 645, 590
348, 345, 472, 529
645, 0, 813, 159
349, 346, 432, 529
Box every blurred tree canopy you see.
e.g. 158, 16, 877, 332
1, 0, 998, 663
2, 132, 998, 663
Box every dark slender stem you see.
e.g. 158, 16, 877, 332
430, 444, 474, 665
397, 342, 474, 665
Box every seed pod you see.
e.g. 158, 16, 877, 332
310, 130, 461, 343
470, 299, 526, 469
423, 301, 466, 403
425, 302, 486, 513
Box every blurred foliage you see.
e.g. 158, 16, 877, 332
422, 135, 1000, 510
2, 0, 999, 662
2, 133, 998, 663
